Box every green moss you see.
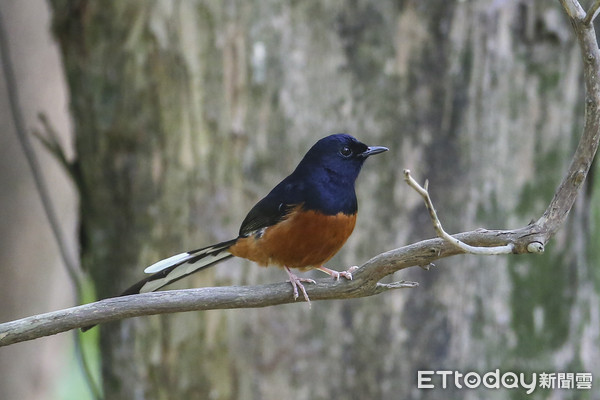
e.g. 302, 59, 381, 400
508, 249, 575, 357
509, 142, 577, 358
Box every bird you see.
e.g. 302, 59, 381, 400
122, 134, 387, 303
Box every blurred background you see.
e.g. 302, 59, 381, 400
1, 0, 599, 399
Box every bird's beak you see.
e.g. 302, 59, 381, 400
361, 146, 389, 157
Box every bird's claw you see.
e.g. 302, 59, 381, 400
336, 270, 352, 280
285, 267, 315, 305
318, 265, 359, 281
343, 265, 359, 280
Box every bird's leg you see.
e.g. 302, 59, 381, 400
316, 265, 359, 281
285, 266, 315, 304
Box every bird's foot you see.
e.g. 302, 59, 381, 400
317, 265, 359, 281
285, 266, 315, 305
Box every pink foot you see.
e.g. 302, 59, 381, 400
317, 265, 359, 281
285, 266, 316, 304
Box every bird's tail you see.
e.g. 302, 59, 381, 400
120, 238, 238, 296
80, 239, 238, 332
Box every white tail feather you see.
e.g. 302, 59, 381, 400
133, 239, 237, 294
144, 252, 194, 273
139, 251, 232, 293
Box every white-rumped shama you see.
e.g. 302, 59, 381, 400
122, 134, 387, 303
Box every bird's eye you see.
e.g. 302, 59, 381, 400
340, 146, 352, 157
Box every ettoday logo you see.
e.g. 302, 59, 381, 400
417, 370, 593, 394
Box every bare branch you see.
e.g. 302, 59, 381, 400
404, 169, 515, 255
0, 223, 545, 347
559, 0, 586, 20
32, 113, 77, 183
585, 0, 600, 24
375, 281, 419, 293
0, 8, 82, 287
537, 2, 600, 238
0, 0, 598, 348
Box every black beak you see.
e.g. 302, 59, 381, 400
360, 146, 388, 157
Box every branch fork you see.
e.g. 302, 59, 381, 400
403, 169, 516, 256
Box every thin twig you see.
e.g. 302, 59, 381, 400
403, 170, 515, 255
0, 8, 82, 287
0, 9, 100, 400
584, 0, 600, 25
32, 113, 76, 182
559, 0, 586, 20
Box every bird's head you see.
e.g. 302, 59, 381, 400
295, 134, 388, 183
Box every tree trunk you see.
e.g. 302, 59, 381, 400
49, 1, 599, 399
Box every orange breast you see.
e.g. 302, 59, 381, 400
229, 208, 357, 270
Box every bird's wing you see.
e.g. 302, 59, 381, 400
238, 179, 303, 237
